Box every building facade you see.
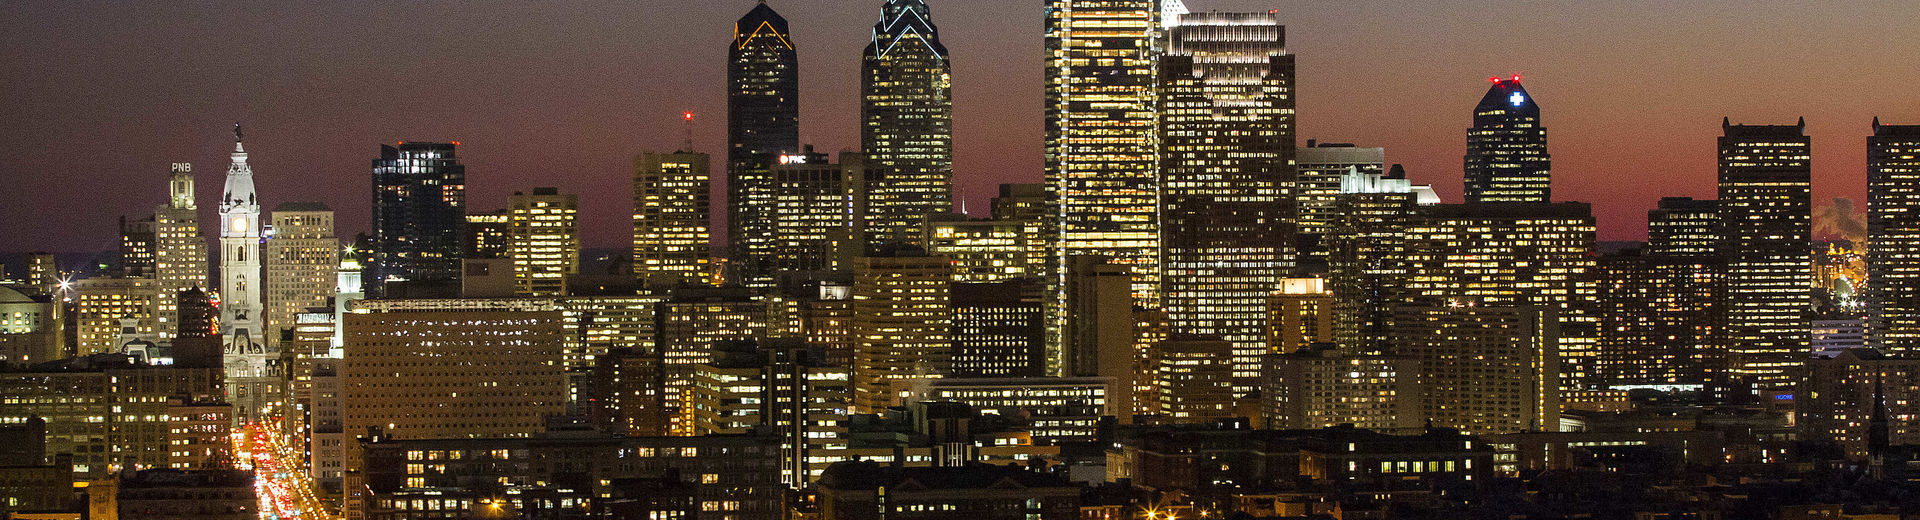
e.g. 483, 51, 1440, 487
1464, 76, 1550, 203
1871, 121, 1920, 353
507, 188, 580, 296
728, 2, 801, 286
1158, 11, 1295, 393
1045, 0, 1163, 306
370, 142, 467, 292
265, 203, 338, 347
1718, 119, 1813, 388
633, 152, 712, 288
861, 0, 953, 246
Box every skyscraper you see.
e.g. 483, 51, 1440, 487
1718, 119, 1813, 388
728, 1, 800, 285
219, 125, 277, 425
633, 152, 712, 288
154, 162, 208, 341
265, 203, 338, 347
1157, 11, 1295, 392
370, 142, 467, 293
1870, 120, 1920, 353
1045, 0, 1162, 305
507, 188, 579, 297
1464, 76, 1551, 203
861, 0, 953, 246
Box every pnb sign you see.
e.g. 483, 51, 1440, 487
171, 163, 192, 173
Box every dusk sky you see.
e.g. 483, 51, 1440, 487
4, 0, 1916, 253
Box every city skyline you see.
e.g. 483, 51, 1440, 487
1, 0, 1910, 254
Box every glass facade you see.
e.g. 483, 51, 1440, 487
862, 0, 953, 247
727, 3, 800, 286
1464, 78, 1551, 203
1157, 11, 1294, 392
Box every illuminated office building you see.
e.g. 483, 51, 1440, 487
728, 1, 800, 285
1596, 249, 1721, 389
370, 141, 466, 292
341, 298, 566, 505
1327, 167, 1422, 354
862, 0, 953, 246
1871, 120, 1920, 353
949, 280, 1046, 378
768, 276, 855, 367
1296, 142, 1385, 239
119, 216, 156, 277
1262, 345, 1417, 431
72, 282, 157, 357
1400, 203, 1597, 388
851, 251, 952, 413
990, 183, 1053, 281
1647, 197, 1719, 256
0, 286, 62, 366
1464, 76, 1551, 203
1394, 304, 1560, 435
507, 188, 580, 297
922, 214, 1035, 282
656, 287, 768, 435
908, 377, 1110, 443
557, 295, 667, 371
0, 360, 225, 480
154, 163, 208, 334
1155, 337, 1236, 423
769, 149, 865, 274
462, 210, 510, 260
1045, 0, 1163, 306
634, 152, 712, 288
1267, 277, 1334, 355
689, 342, 849, 486
1718, 119, 1813, 388
1157, 11, 1295, 393
265, 203, 338, 346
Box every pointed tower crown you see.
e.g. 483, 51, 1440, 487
220, 123, 259, 220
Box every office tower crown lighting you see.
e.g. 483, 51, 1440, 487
1465, 75, 1551, 203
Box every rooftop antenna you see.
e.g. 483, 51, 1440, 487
682, 111, 695, 152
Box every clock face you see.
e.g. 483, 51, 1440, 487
233, 216, 248, 233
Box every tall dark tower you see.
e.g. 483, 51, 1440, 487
370, 142, 467, 294
1718, 118, 1812, 389
1464, 76, 1551, 203
861, 0, 952, 248
728, 0, 800, 285
1870, 119, 1920, 353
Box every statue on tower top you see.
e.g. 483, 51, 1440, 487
234, 123, 243, 143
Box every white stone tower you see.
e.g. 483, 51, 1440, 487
219, 124, 278, 424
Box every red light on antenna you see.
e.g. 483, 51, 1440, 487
684, 112, 695, 121
452, 141, 461, 146
1489, 77, 1501, 84
1511, 74, 1522, 82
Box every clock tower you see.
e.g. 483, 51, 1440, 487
219, 124, 277, 424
